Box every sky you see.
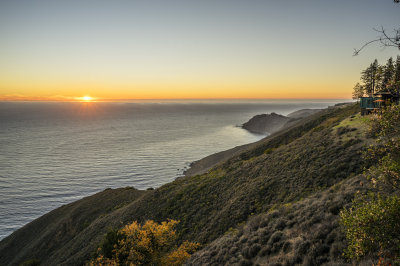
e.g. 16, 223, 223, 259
0, 0, 399, 101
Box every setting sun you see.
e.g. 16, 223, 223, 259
76, 96, 94, 102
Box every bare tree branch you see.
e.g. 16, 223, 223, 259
353, 0, 399, 55
354, 27, 400, 56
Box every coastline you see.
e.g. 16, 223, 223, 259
183, 142, 258, 177
0, 102, 362, 266
1, 103, 340, 241
183, 106, 328, 177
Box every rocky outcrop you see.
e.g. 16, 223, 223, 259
242, 113, 290, 134
242, 109, 322, 135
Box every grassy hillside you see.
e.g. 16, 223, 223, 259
0, 103, 371, 265
188, 174, 370, 265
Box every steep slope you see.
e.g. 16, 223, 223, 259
188, 174, 370, 265
0, 103, 368, 265
185, 108, 322, 177
183, 143, 254, 177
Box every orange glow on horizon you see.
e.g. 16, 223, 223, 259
0, 63, 355, 101
0, 83, 353, 102
0, 94, 352, 102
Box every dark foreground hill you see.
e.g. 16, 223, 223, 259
0, 103, 371, 265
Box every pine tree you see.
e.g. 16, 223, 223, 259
394, 55, 400, 95
382, 57, 395, 93
352, 82, 364, 100
361, 59, 379, 95
375, 64, 384, 93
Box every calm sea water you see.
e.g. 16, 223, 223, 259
0, 99, 349, 240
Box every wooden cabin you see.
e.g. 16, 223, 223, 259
360, 97, 375, 115
360, 91, 399, 115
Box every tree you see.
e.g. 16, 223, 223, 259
375, 64, 385, 93
394, 55, 400, 95
382, 57, 395, 92
88, 219, 200, 266
361, 59, 379, 95
352, 82, 364, 100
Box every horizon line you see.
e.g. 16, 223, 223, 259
0, 97, 353, 103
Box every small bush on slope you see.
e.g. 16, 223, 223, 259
88, 220, 199, 266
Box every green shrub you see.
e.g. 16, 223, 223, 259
97, 228, 121, 258
340, 195, 400, 262
340, 105, 400, 264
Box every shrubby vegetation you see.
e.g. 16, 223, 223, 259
368, 104, 400, 189
188, 174, 369, 265
341, 105, 400, 264
88, 219, 199, 266
341, 194, 400, 262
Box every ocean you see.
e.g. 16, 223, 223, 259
0, 99, 349, 240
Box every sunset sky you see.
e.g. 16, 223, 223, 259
0, 0, 399, 101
